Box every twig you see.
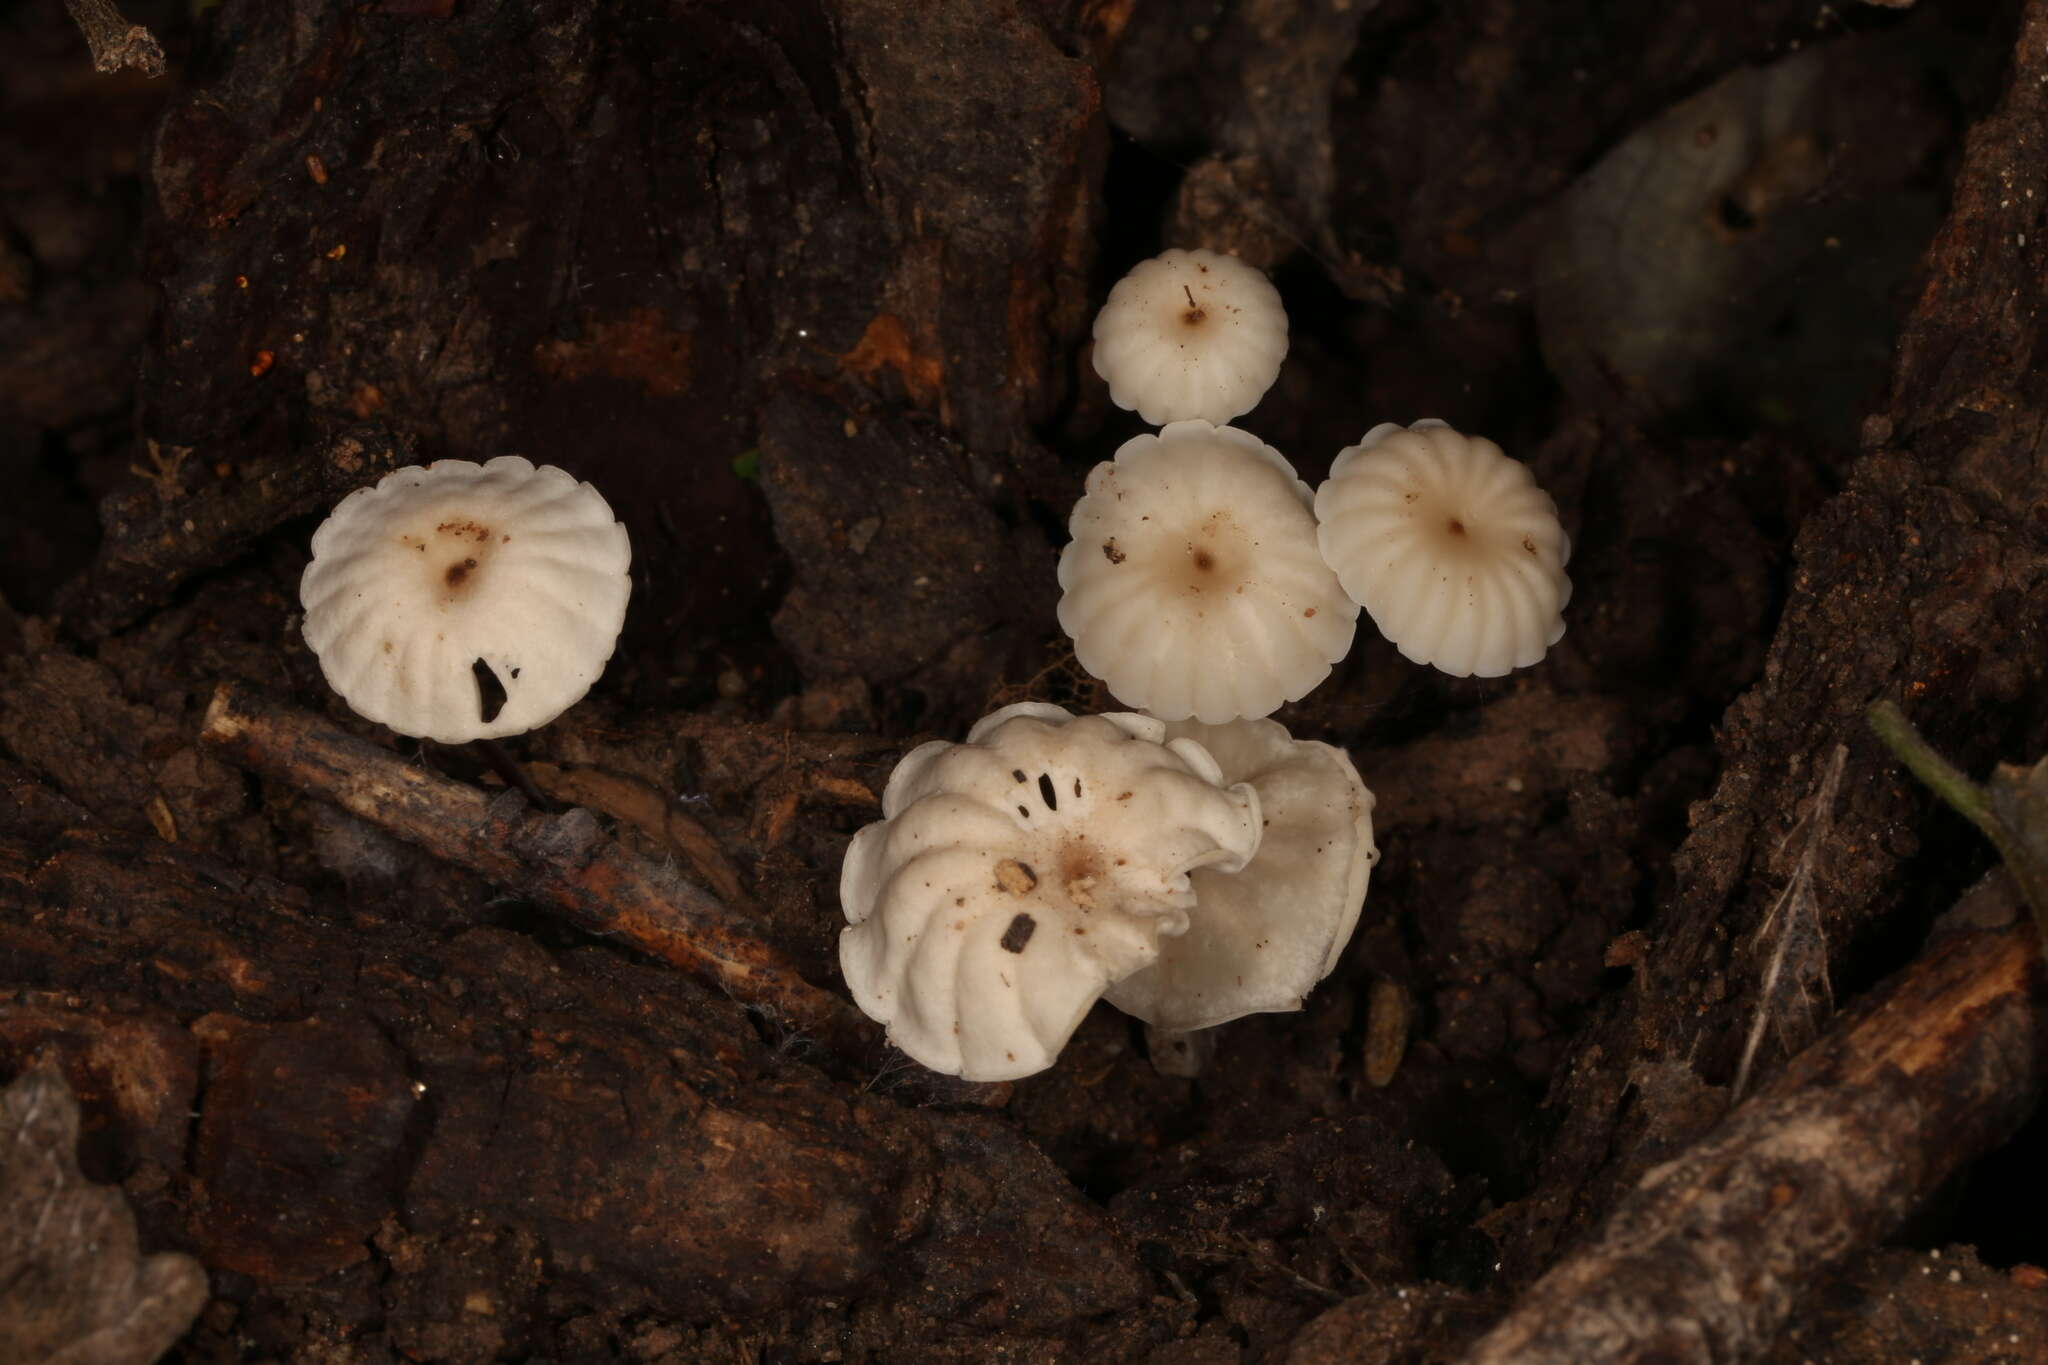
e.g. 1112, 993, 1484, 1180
1460, 883, 2046, 1365
1232, 1236, 1345, 1305
198, 680, 875, 1060
523, 762, 755, 909
1731, 744, 1846, 1100
62, 0, 165, 77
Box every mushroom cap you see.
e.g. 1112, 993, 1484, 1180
300, 456, 632, 744
839, 702, 1262, 1082
1103, 717, 1376, 1032
1315, 421, 1571, 678
1091, 248, 1289, 426
1057, 421, 1359, 724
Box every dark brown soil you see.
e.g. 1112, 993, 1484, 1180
5, 0, 2048, 1361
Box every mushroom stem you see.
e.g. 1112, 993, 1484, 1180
1144, 1024, 1214, 1078
199, 679, 872, 1059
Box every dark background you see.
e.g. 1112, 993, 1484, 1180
4, 0, 2048, 1360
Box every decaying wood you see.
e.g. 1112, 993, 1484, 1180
1505, 0, 2048, 1282
0, 821, 1154, 1334
198, 678, 874, 1059
8, 0, 2048, 1357
62, 0, 164, 77
58, 424, 409, 639
1464, 879, 2046, 1364
523, 761, 759, 911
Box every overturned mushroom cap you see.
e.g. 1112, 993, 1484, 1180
1092, 248, 1288, 426
1104, 717, 1376, 1032
839, 703, 1262, 1081
1315, 421, 1570, 678
1057, 421, 1359, 724
300, 456, 631, 744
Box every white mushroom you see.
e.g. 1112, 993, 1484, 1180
1057, 420, 1359, 724
300, 456, 631, 744
838, 703, 1262, 1082
1315, 421, 1571, 678
1104, 717, 1376, 1032
1091, 248, 1288, 426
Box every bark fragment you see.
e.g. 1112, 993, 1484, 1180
197, 678, 871, 1057
1465, 882, 2046, 1364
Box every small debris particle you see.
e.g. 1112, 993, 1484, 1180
1363, 978, 1410, 1087
249, 349, 275, 378
305, 153, 329, 185
994, 859, 1038, 895
1605, 930, 1651, 969
1102, 539, 1126, 564
144, 794, 177, 843
999, 913, 1037, 953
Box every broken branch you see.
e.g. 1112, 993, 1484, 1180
62, 0, 165, 77
1462, 879, 2045, 1365
198, 680, 875, 1059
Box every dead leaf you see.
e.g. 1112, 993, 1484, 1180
0, 1063, 207, 1365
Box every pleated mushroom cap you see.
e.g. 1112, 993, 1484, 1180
1057, 421, 1359, 724
300, 456, 631, 743
1315, 421, 1571, 678
838, 704, 1262, 1082
1104, 716, 1376, 1032
1091, 248, 1288, 426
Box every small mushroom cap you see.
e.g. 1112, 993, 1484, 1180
838, 703, 1262, 1082
1057, 421, 1359, 724
1092, 248, 1289, 426
1315, 421, 1571, 678
300, 456, 631, 744
1104, 717, 1376, 1032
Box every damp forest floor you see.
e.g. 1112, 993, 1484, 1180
5, 1, 2048, 1362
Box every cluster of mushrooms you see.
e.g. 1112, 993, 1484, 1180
842, 249, 1570, 1080
294, 247, 1571, 1084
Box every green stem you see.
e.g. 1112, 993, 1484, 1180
1867, 701, 2003, 844
1868, 700, 2048, 943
